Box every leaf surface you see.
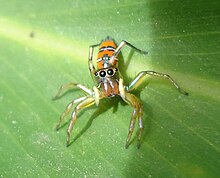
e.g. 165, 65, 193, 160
0, 0, 220, 177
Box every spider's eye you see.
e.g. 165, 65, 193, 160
95, 72, 98, 77
107, 68, 114, 76
99, 70, 106, 77
115, 68, 118, 71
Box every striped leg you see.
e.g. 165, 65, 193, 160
53, 83, 93, 100
126, 71, 188, 95
122, 92, 143, 148
56, 96, 88, 130
137, 102, 144, 148
66, 97, 96, 146
119, 79, 143, 148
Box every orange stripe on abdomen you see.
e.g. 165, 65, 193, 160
97, 40, 117, 69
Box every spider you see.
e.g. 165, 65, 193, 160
53, 36, 188, 148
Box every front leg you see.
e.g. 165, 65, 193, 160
123, 93, 143, 149
119, 79, 143, 148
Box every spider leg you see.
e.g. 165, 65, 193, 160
110, 40, 148, 64
119, 79, 143, 148
66, 97, 96, 146
53, 83, 93, 100
137, 103, 144, 148
126, 70, 188, 95
124, 93, 143, 149
89, 43, 100, 80
56, 96, 88, 130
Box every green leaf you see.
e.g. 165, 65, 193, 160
0, 0, 220, 177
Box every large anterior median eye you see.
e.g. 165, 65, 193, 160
99, 70, 106, 77
107, 68, 114, 76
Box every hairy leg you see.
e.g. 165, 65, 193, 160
56, 96, 88, 130
126, 70, 188, 95
53, 83, 93, 100
66, 97, 96, 146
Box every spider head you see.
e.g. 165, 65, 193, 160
95, 67, 118, 81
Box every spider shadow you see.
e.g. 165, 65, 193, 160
68, 92, 152, 148
54, 98, 118, 146
118, 49, 135, 82
68, 97, 124, 146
